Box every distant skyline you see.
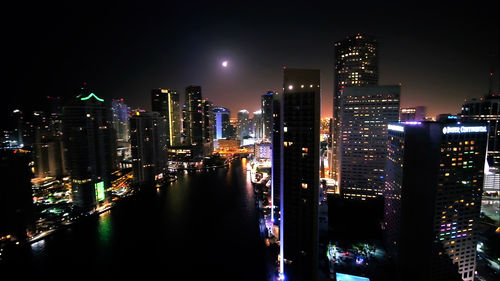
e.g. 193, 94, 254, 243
4, 1, 499, 120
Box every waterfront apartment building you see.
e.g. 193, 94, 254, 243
130, 110, 167, 187
339, 85, 400, 200
384, 121, 488, 281
151, 88, 181, 147
183, 86, 204, 159
62, 88, 114, 210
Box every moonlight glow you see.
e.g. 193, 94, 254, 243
222, 61, 228, 68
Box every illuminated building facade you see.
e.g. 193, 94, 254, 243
339, 86, 400, 200
277, 68, 320, 281
213, 107, 230, 140
33, 111, 67, 178
151, 88, 181, 147
253, 110, 263, 140
130, 110, 167, 187
333, 34, 378, 184
460, 94, 500, 195
183, 86, 204, 158
111, 99, 131, 160
62, 87, 114, 210
237, 109, 250, 141
384, 122, 488, 281
202, 99, 214, 156
400, 106, 426, 122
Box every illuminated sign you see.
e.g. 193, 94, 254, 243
388, 124, 404, 132
95, 181, 105, 202
442, 126, 487, 134
80, 93, 104, 102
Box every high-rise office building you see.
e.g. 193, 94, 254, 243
262, 91, 274, 140
400, 106, 427, 122
183, 86, 204, 158
384, 121, 488, 281
460, 94, 500, 195
339, 85, 400, 200
151, 88, 181, 147
237, 109, 250, 141
62, 87, 114, 210
276, 68, 320, 281
333, 34, 378, 183
130, 110, 167, 187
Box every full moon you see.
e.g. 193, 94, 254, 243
222, 61, 228, 67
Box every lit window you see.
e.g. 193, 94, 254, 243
301, 183, 308, 189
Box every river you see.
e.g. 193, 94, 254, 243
1, 158, 269, 280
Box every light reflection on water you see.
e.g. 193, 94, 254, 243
30, 239, 46, 255
97, 211, 112, 245
16, 159, 267, 280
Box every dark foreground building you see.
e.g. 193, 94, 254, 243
384, 121, 488, 281
0, 150, 34, 240
277, 68, 320, 281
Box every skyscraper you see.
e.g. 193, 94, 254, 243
130, 110, 167, 187
213, 107, 230, 140
332, 34, 378, 183
460, 94, 500, 195
237, 109, 250, 141
277, 68, 320, 281
183, 86, 204, 158
151, 88, 181, 147
33, 111, 66, 179
62, 86, 114, 210
262, 91, 274, 140
202, 99, 214, 156
339, 85, 400, 200
384, 121, 488, 281
111, 99, 131, 160
271, 92, 281, 224
253, 110, 263, 140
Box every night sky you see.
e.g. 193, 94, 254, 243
4, 1, 499, 121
